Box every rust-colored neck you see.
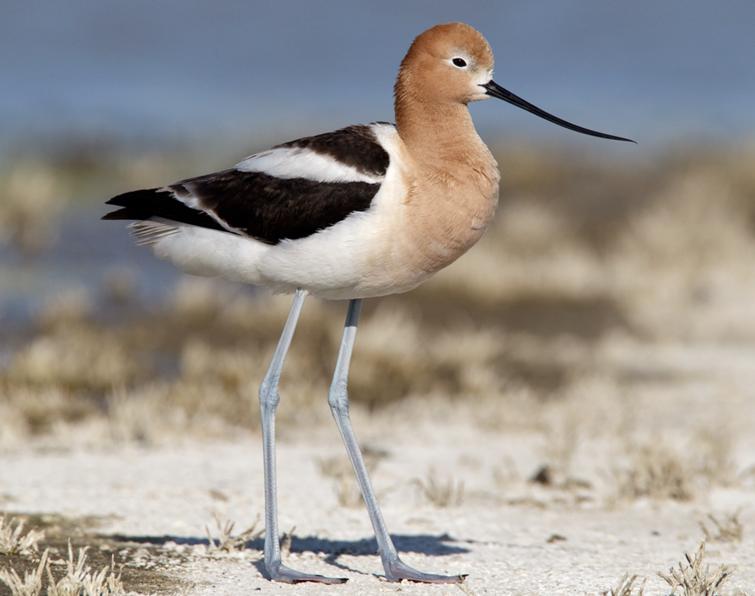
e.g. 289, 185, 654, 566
394, 74, 484, 168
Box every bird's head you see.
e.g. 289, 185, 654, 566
396, 22, 634, 143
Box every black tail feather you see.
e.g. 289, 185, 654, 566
102, 188, 233, 234
101, 207, 140, 220
105, 188, 161, 207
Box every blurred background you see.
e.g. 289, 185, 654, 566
1, 0, 754, 447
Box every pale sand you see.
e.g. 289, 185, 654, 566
1, 415, 754, 595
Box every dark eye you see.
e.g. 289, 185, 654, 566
452, 57, 467, 68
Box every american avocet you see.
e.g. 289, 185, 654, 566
104, 22, 632, 584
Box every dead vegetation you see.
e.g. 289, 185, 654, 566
0, 517, 44, 557
204, 514, 262, 554
699, 512, 744, 544
610, 430, 739, 504
0, 513, 180, 595
600, 540, 739, 595
317, 447, 387, 508
0, 160, 62, 255
0, 543, 125, 596
413, 468, 465, 508
657, 542, 732, 596
613, 443, 696, 502
601, 573, 646, 596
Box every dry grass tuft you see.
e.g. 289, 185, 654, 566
699, 511, 743, 543
0, 549, 48, 596
204, 514, 262, 554
47, 543, 125, 596
317, 448, 387, 508
329, 474, 364, 509
317, 455, 366, 509
0, 542, 125, 596
694, 429, 738, 488
7, 328, 144, 392
0, 515, 45, 556
612, 431, 739, 504
0, 161, 62, 254
543, 418, 579, 477
414, 468, 465, 508
601, 573, 646, 596
657, 542, 732, 596
0, 513, 181, 594
280, 526, 295, 557
613, 443, 696, 502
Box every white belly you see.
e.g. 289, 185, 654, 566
257, 208, 429, 299
148, 209, 428, 300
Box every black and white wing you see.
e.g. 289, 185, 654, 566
103, 124, 391, 245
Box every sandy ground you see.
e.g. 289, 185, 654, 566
2, 415, 754, 596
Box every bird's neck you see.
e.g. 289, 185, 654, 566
395, 94, 487, 169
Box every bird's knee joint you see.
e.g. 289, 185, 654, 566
259, 380, 280, 408
328, 383, 349, 415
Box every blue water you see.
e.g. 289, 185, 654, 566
1, 0, 754, 149
0, 207, 183, 326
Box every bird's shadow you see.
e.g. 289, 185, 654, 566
103, 532, 471, 577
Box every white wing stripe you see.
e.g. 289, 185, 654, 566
156, 185, 245, 235
235, 147, 383, 184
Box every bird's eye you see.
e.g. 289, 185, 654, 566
452, 57, 467, 68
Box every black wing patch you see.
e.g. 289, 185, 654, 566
103, 124, 391, 245
277, 124, 389, 177
174, 171, 380, 244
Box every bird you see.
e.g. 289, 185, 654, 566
103, 22, 633, 584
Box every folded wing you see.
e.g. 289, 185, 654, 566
103, 124, 391, 245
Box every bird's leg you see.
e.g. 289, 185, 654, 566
258, 289, 346, 584
328, 299, 466, 584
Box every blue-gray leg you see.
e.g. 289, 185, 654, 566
328, 299, 466, 583
259, 289, 346, 584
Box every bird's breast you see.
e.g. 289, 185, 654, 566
400, 165, 500, 276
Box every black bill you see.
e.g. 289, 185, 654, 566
482, 80, 635, 143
